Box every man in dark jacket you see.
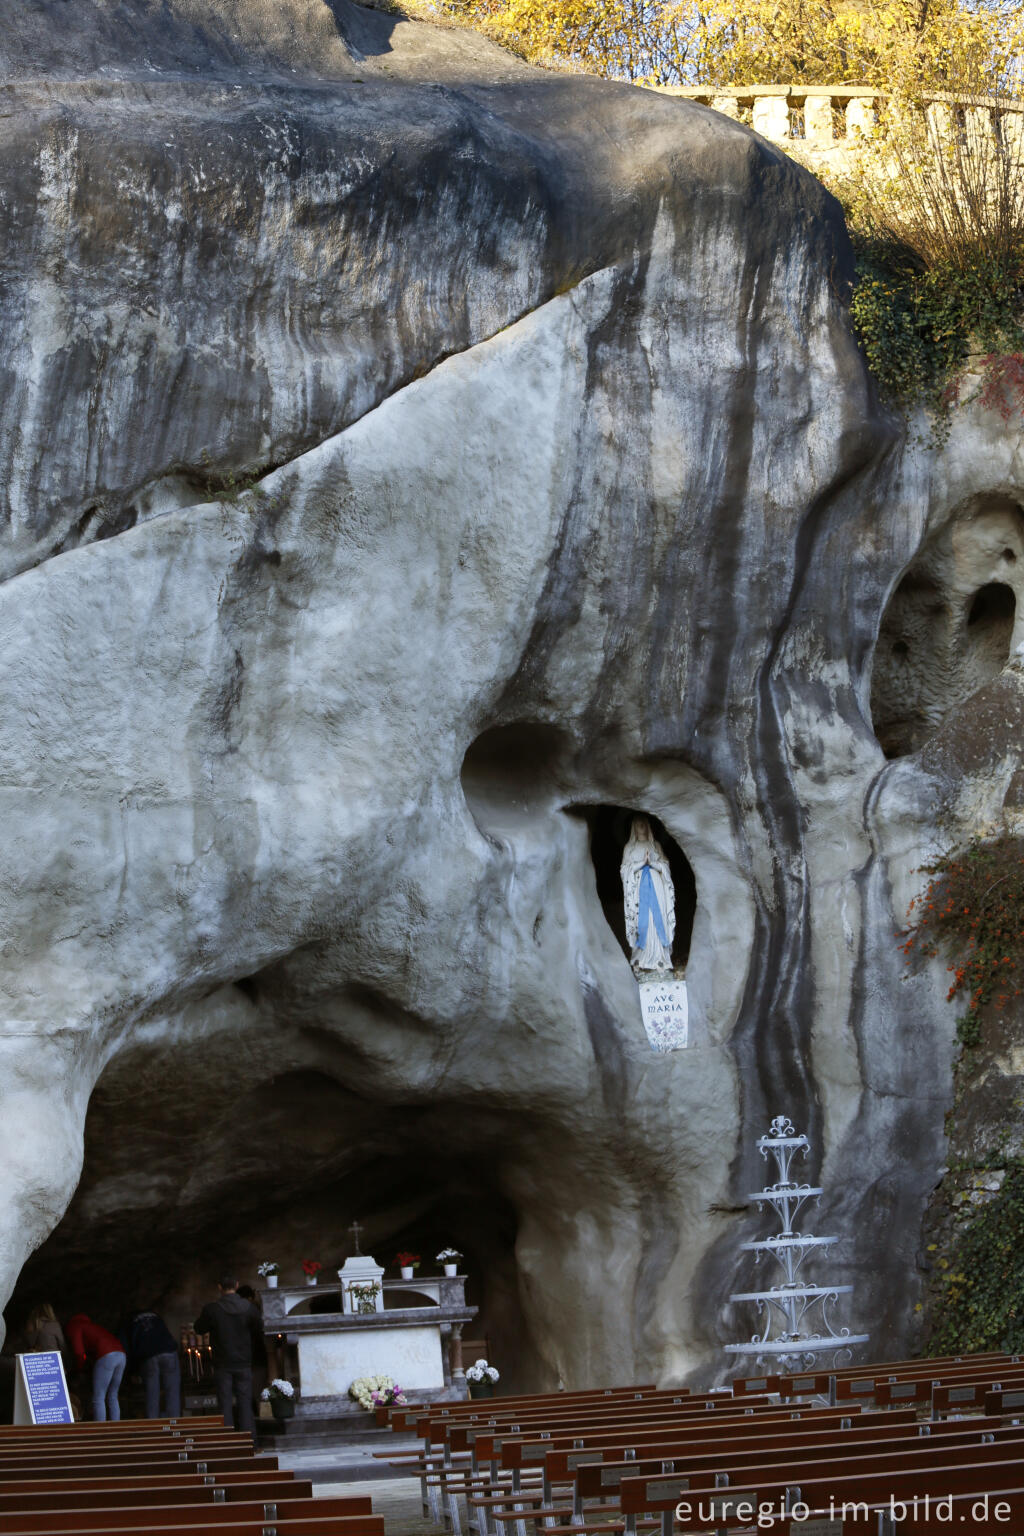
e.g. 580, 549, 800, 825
128, 1309, 181, 1418
194, 1275, 263, 1431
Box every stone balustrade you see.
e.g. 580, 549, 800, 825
649, 83, 1024, 156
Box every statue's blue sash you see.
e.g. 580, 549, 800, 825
637, 864, 668, 948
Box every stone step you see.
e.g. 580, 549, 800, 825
257, 1419, 419, 1458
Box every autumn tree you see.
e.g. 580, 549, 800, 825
433, 0, 1023, 93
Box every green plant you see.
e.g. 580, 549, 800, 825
847, 240, 1024, 416
955, 1012, 982, 1051
901, 835, 1024, 1029
927, 1162, 1024, 1354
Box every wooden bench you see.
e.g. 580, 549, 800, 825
467, 1409, 907, 1532
0, 1503, 378, 1535
405, 1394, 776, 1531
0, 1488, 353, 1530
468, 1396, 1024, 1532
377, 1354, 1024, 1536
458, 1405, 880, 1534
616, 1433, 1024, 1533
0, 1471, 297, 1509
0, 1419, 228, 1435
0, 1417, 380, 1536
0, 1520, 384, 1536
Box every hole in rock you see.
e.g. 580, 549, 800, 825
571, 805, 696, 968
6, 1053, 532, 1409
461, 722, 571, 836
870, 499, 1023, 759
967, 580, 1015, 632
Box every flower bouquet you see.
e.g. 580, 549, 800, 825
350, 1373, 408, 1411
349, 1280, 381, 1314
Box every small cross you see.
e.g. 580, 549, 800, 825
348, 1219, 364, 1255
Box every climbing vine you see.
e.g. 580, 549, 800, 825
901, 835, 1024, 1034
927, 1161, 1024, 1354
847, 241, 1024, 418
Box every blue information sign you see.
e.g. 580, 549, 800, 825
15, 1351, 73, 1425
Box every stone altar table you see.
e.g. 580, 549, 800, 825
261, 1274, 477, 1416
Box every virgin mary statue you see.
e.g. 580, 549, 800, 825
620, 816, 675, 974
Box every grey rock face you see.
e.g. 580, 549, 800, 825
2, 0, 1023, 1388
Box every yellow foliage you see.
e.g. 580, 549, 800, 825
429, 0, 1024, 94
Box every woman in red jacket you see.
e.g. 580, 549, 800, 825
65, 1314, 127, 1421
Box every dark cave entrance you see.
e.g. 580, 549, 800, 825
3, 1056, 529, 1411
572, 805, 697, 969
870, 497, 1022, 759
967, 580, 1016, 650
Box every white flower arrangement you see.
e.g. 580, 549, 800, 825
349, 1373, 407, 1410
260, 1378, 295, 1401
436, 1247, 462, 1262
256, 1260, 280, 1277
465, 1357, 500, 1383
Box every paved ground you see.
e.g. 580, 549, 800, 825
275, 1444, 444, 1534
311, 1474, 441, 1532
275, 1436, 421, 1481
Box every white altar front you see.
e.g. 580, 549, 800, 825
261, 1272, 477, 1416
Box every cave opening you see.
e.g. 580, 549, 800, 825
571, 805, 697, 969
967, 580, 1015, 637
4, 1056, 530, 1404
870, 498, 1023, 759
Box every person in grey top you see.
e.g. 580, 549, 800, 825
194, 1274, 263, 1432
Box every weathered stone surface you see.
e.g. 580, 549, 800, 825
1, 0, 1023, 1390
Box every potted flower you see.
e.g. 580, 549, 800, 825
436, 1247, 462, 1277
465, 1358, 500, 1400
257, 1261, 280, 1290
395, 1251, 420, 1280
349, 1280, 381, 1315
302, 1259, 322, 1286
261, 1378, 296, 1420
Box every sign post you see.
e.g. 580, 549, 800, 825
14, 1351, 74, 1425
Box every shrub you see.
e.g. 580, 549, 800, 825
901, 835, 1024, 1029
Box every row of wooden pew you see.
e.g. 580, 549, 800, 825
376, 1351, 1024, 1533
0, 1416, 383, 1536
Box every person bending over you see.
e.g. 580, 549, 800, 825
66, 1313, 126, 1422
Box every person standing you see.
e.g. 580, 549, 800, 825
128, 1308, 182, 1418
23, 1303, 67, 1360
65, 1313, 127, 1422
194, 1275, 262, 1432
236, 1285, 268, 1424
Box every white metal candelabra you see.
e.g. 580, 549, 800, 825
725, 1116, 869, 1373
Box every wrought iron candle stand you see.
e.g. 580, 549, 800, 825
725, 1116, 869, 1374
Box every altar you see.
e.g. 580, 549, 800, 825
261, 1268, 477, 1416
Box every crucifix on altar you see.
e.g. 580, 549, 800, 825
338, 1222, 383, 1314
